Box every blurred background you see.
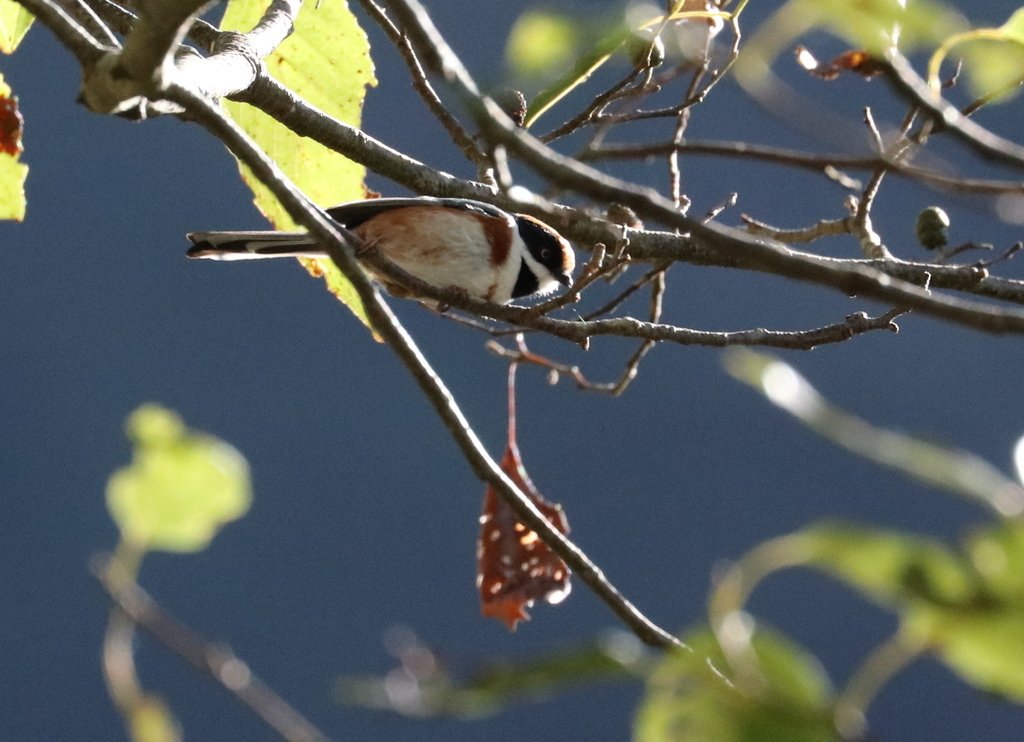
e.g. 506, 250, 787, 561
3, 0, 1024, 739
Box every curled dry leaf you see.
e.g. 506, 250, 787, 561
477, 365, 571, 630
795, 46, 886, 80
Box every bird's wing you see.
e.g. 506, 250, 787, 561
325, 197, 509, 228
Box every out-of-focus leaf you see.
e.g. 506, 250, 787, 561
798, 521, 1024, 701
799, 523, 981, 609
734, 0, 963, 88
221, 0, 376, 329
1000, 7, 1024, 44
514, 3, 727, 128
967, 520, 1024, 600
339, 630, 647, 719
928, 9, 1024, 98
959, 39, 1024, 104
635, 626, 837, 742
506, 10, 578, 79
814, 0, 961, 51
907, 605, 1024, 701
724, 349, 1024, 518
128, 694, 181, 742
0, 72, 26, 220
106, 404, 251, 553
0, 0, 33, 53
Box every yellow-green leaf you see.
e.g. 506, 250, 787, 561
0, 72, 26, 220
0, 0, 33, 53
1000, 7, 1024, 45
0, 151, 27, 220
128, 694, 182, 742
506, 10, 579, 79
967, 520, 1024, 600
106, 404, 251, 553
222, 0, 376, 329
958, 38, 1024, 104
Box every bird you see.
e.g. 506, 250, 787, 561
186, 197, 575, 305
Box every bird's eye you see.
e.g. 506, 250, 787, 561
541, 248, 551, 259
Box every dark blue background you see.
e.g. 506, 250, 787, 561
3, 2, 1024, 739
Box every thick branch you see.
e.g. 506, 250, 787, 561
13, 0, 107, 64
883, 50, 1024, 170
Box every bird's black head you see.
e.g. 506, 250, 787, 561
512, 215, 575, 299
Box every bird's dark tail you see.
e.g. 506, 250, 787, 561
186, 231, 324, 260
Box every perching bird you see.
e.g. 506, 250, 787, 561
186, 197, 575, 304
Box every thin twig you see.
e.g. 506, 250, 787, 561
356, 0, 487, 168
383, 0, 1024, 334
582, 139, 1024, 195
94, 554, 332, 742
215, 57, 1024, 318
358, 249, 908, 350
833, 629, 926, 740
741, 214, 850, 244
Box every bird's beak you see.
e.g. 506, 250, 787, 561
557, 272, 573, 288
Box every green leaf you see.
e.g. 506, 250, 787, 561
0, 0, 33, 53
800, 523, 981, 610
221, 0, 376, 330
0, 72, 26, 220
966, 520, 1024, 600
635, 627, 837, 742
799, 521, 1024, 701
0, 148, 27, 220
107, 404, 251, 553
907, 605, 1024, 701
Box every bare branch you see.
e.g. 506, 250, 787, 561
741, 214, 850, 244
583, 140, 1024, 195
161, 80, 684, 652
377, 0, 1024, 335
